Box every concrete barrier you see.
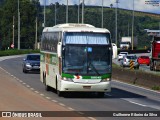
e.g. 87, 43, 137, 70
118, 49, 149, 54
112, 67, 160, 90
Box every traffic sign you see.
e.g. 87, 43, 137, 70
11, 44, 14, 48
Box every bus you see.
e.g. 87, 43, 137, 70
40, 23, 112, 97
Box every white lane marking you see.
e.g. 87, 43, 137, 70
26, 85, 30, 88
59, 103, 65, 107
30, 88, 34, 90
40, 94, 44, 96
10, 74, 14, 77
128, 100, 146, 107
88, 117, 97, 120
22, 82, 26, 85
19, 80, 23, 83
35, 91, 39, 94
113, 80, 160, 94
46, 97, 51, 100
6, 71, 9, 74
52, 100, 57, 103
67, 107, 75, 111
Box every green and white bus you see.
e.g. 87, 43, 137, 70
40, 23, 112, 97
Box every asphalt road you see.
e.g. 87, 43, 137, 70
113, 53, 160, 75
0, 56, 160, 120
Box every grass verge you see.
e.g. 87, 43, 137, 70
0, 49, 40, 57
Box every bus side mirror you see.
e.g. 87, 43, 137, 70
57, 42, 62, 57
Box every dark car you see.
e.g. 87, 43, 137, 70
22, 54, 40, 73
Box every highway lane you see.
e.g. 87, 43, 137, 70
113, 53, 160, 75
0, 56, 160, 120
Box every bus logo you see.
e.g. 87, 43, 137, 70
74, 75, 82, 79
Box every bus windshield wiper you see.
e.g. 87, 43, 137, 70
88, 61, 100, 76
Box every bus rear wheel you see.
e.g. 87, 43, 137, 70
45, 83, 51, 91
43, 74, 51, 91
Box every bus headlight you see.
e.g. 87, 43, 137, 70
101, 78, 111, 82
62, 77, 73, 82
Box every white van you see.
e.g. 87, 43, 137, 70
112, 43, 117, 59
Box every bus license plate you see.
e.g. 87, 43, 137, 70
83, 86, 91, 89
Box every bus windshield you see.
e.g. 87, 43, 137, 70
63, 32, 110, 45
62, 32, 111, 75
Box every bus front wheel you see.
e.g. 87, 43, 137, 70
56, 77, 62, 97
97, 92, 105, 98
57, 90, 63, 97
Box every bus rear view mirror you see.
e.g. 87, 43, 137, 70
57, 42, 62, 57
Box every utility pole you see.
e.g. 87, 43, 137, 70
128, 22, 130, 36
35, 17, 38, 49
115, 0, 119, 46
43, 0, 46, 27
12, 16, 15, 49
101, 0, 104, 28
159, 22, 160, 35
18, 0, 20, 50
78, 0, 80, 23
82, 0, 84, 24
131, 0, 135, 50
66, 0, 68, 23
55, 3, 56, 25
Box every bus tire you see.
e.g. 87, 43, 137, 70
57, 90, 62, 97
45, 83, 51, 91
43, 74, 50, 91
97, 92, 105, 98
56, 77, 63, 97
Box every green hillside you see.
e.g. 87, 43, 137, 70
45, 4, 160, 48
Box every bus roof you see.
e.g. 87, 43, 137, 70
43, 23, 110, 33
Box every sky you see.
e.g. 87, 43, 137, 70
39, 0, 160, 14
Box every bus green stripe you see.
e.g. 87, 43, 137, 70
62, 73, 111, 79
62, 73, 74, 78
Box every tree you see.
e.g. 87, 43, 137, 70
0, 0, 42, 50
0, 0, 17, 49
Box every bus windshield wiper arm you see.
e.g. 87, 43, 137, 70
88, 61, 100, 76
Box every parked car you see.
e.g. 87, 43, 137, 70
118, 52, 128, 61
121, 54, 139, 69
22, 54, 40, 73
137, 56, 150, 66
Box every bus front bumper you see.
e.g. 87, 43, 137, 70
59, 81, 111, 92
